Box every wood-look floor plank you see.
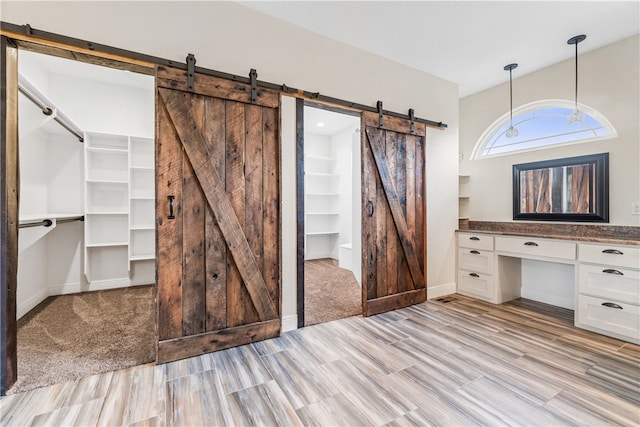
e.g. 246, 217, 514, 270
2, 295, 639, 427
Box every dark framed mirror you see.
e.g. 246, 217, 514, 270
513, 153, 609, 222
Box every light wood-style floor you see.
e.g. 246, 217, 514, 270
1, 295, 638, 426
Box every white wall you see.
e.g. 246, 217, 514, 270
459, 35, 640, 226
3, 1, 460, 323
49, 74, 153, 138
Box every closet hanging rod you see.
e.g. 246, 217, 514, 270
18, 74, 85, 143
18, 215, 84, 229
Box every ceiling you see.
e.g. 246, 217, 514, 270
240, 1, 640, 98
19, 50, 153, 90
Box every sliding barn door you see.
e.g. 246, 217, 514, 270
362, 112, 426, 316
155, 66, 280, 363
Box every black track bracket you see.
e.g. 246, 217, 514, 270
186, 53, 196, 92
408, 108, 415, 135
377, 100, 384, 128
249, 69, 258, 104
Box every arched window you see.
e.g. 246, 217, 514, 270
471, 100, 617, 160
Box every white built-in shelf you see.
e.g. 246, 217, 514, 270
306, 172, 339, 178
86, 211, 128, 215
130, 166, 154, 171
129, 254, 154, 261
306, 192, 340, 197
306, 231, 340, 236
459, 196, 470, 199
306, 212, 340, 216
130, 196, 155, 200
130, 225, 155, 230
86, 146, 128, 154
86, 242, 128, 248
19, 212, 83, 223
86, 179, 128, 185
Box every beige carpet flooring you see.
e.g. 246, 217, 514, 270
9, 285, 155, 394
304, 258, 362, 326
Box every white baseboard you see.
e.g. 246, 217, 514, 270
49, 278, 139, 296
17, 288, 49, 319
427, 282, 456, 299
282, 314, 298, 332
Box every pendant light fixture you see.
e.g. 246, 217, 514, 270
567, 34, 586, 123
504, 63, 519, 138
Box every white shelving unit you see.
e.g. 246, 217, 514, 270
128, 137, 155, 270
305, 155, 340, 259
83, 133, 155, 283
84, 133, 130, 283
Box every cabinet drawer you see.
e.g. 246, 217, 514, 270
457, 270, 494, 300
579, 264, 640, 304
495, 236, 575, 261
458, 248, 493, 274
579, 243, 640, 270
577, 295, 640, 342
457, 233, 494, 251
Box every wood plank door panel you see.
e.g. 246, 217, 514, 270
362, 112, 426, 316
156, 66, 280, 364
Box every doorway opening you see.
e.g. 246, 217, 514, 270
301, 104, 362, 326
11, 49, 155, 394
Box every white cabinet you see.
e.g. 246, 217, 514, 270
84, 133, 155, 284
577, 243, 640, 344
456, 232, 495, 301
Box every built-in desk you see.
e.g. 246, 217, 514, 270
457, 229, 640, 344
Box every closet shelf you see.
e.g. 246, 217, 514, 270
86, 242, 128, 248
305, 231, 340, 236
306, 192, 340, 197
19, 213, 83, 223
306, 172, 339, 178
131, 225, 155, 230
306, 212, 340, 216
130, 254, 154, 261
86, 211, 129, 215
86, 146, 127, 154
87, 179, 128, 185
130, 166, 154, 171
305, 154, 335, 162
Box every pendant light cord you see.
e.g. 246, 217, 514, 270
574, 41, 579, 111
509, 67, 514, 126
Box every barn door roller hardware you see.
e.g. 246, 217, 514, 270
186, 53, 196, 92
408, 109, 416, 135
249, 69, 258, 104
377, 101, 384, 128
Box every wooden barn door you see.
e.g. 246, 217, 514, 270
155, 66, 280, 363
362, 112, 426, 316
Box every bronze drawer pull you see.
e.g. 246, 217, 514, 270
602, 249, 624, 255
470, 250, 480, 255
603, 269, 624, 276
469, 273, 480, 278
524, 241, 539, 247
470, 236, 480, 241
601, 302, 623, 310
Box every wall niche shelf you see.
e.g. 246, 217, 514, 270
458, 174, 471, 229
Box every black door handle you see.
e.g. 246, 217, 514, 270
469, 273, 480, 278
367, 201, 374, 217
524, 241, 539, 247
470, 236, 480, 241
470, 250, 480, 255
168, 195, 175, 219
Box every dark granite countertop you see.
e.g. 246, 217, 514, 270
457, 221, 640, 246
